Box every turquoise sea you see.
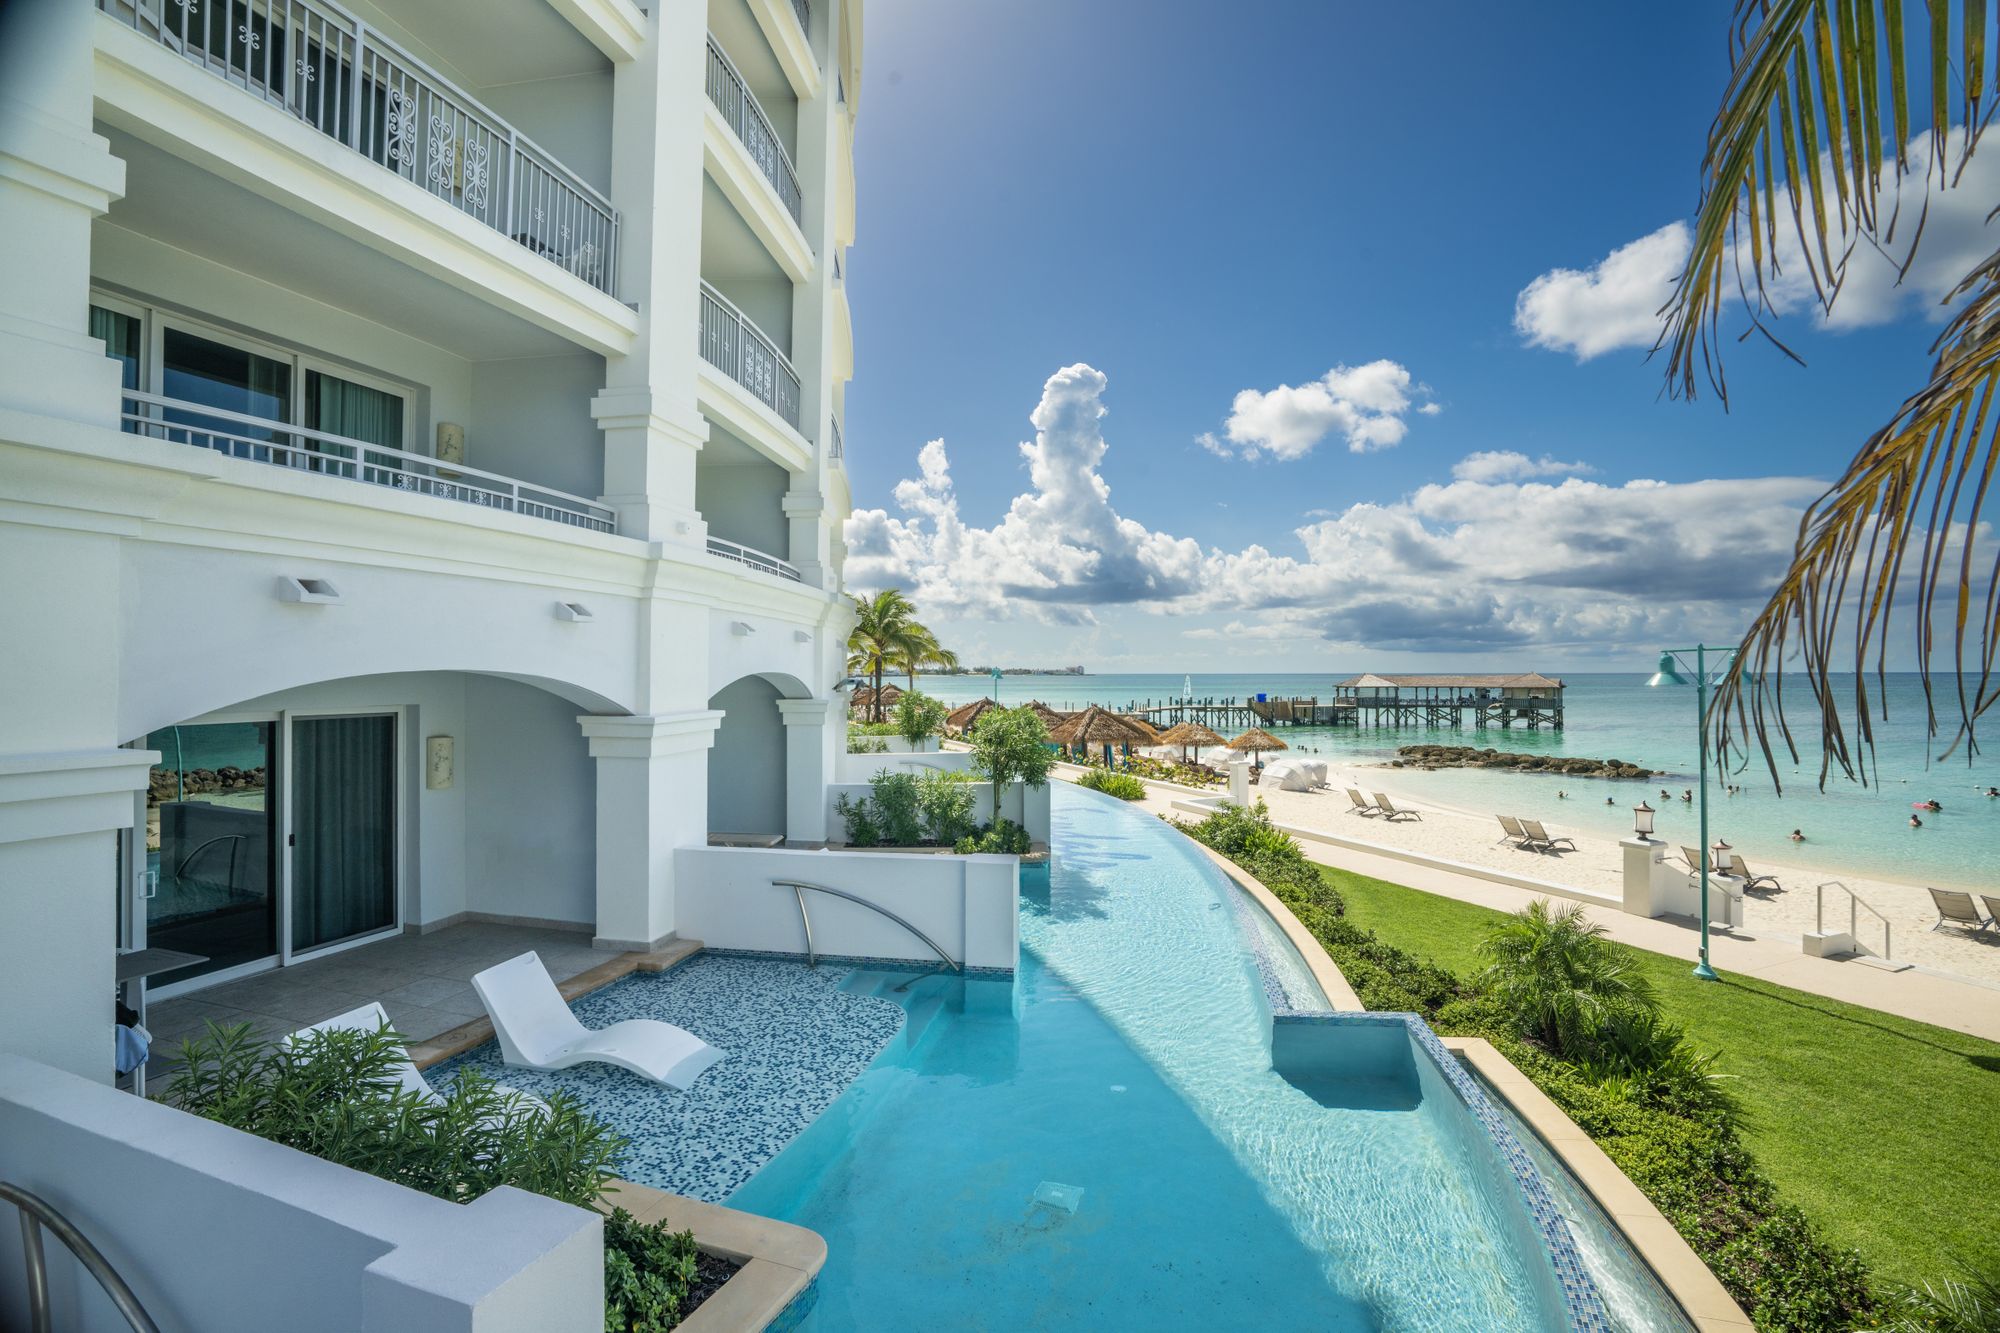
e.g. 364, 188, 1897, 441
908, 672, 1997, 891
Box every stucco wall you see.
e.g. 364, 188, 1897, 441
696, 455, 791, 556
707, 676, 787, 836
464, 676, 597, 928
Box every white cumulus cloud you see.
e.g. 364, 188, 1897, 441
1513, 223, 1688, 361
1211, 359, 1432, 459
846, 364, 1831, 654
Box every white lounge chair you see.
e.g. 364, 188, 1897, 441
286, 1001, 548, 1117
1520, 819, 1576, 852
471, 952, 725, 1089
1372, 792, 1422, 821
1347, 788, 1379, 816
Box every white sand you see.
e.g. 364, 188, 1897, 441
1206, 762, 2000, 986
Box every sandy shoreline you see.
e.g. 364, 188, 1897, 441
1165, 759, 2000, 987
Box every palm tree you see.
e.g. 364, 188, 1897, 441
1477, 901, 1656, 1056
847, 590, 947, 722
897, 626, 960, 690
1660, 6, 1999, 784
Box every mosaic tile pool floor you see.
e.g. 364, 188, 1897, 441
431, 954, 905, 1200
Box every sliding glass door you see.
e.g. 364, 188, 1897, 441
290, 714, 399, 954
142, 722, 278, 987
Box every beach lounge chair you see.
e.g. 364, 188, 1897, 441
1726, 854, 1782, 892
1984, 896, 2000, 932
1372, 792, 1421, 822
1520, 819, 1575, 852
1927, 888, 1995, 936
1679, 846, 1706, 875
472, 952, 726, 1089
1348, 789, 1380, 816
1495, 814, 1538, 848
285, 1001, 548, 1117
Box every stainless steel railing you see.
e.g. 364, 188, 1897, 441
121, 390, 617, 533
770, 879, 962, 974
698, 281, 804, 431
1816, 881, 1894, 961
705, 35, 804, 224
3, 1182, 159, 1333
98, 0, 618, 294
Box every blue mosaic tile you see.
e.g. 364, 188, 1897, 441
430, 953, 905, 1202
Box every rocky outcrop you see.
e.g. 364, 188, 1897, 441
148, 766, 267, 803
1390, 745, 1656, 779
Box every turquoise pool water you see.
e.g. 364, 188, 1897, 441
730, 784, 1596, 1329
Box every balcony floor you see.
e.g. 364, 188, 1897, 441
139, 921, 607, 1086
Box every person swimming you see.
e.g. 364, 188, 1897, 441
1682, 789, 1693, 802
1909, 814, 1924, 828
1604, 797, 1615, 805
1987, 787, 1999, 798
1789, 829, 1805, 842
1924, 799, 1943, 811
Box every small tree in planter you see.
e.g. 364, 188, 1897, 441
893, 691, 947, 751
967, 706, 1054, 829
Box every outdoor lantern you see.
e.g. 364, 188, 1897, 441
1633, 801, 1655, 839
1712, 839, 1733, 874
1646, 650, 1689, 688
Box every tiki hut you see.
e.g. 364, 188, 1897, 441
945, 697, 999, 735
1048, 704, 1153, 765
1158, 721, 1226, 765
1023, 700, 1070, 730
1117, 714, 1163, 745
850, 682, 905, 719
1223, 726, 1288, 770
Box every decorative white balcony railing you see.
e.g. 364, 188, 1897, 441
790, 0, 811, 38
706, 536, 803, 582
98, 0, 619, 295
699, 281, 803, 433
705, 35, 803, 225
120, 390, 617, 533
828, 416, 843, 460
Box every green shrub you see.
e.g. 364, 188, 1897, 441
847, 737, 889, 755
1476, 899, 1656, 1058
867, 771, 925, 846
847, 721, 900, 737
967, 707, 1055, 825
1077, 768, 1147, 800
834, 792, 880, 846
603, 1208, 704, 1332
953, 818, 1031, 855
893, 692, 948, 748
915, 769, 977, 845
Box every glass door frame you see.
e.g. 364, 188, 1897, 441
279, 706, 406, 965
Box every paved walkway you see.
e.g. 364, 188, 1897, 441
1112, 776, 2000, 1045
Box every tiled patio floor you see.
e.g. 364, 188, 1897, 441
141, 922, 608, 1084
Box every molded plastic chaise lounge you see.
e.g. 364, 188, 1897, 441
285, 1001, 548, 1117
1348, 789, 1380, 816
1371, 792, 1421, 822
1495, 814, 1539, 848
1927, 888, 1995, 935
1727, 854, 1782, 892
1519, 819, 1576, 853
471, 951, 726, 1089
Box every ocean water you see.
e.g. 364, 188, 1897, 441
906, 672, 1997, 890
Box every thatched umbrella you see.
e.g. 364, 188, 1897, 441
1117, 714, 1163, 745
1158, 720, 1225, 765
1048, 704, 1152, 764
946, 697, 998, 735
1023, 700, 1070, 729
1224, 726, 1288, 770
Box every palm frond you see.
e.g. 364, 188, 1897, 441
1714, 253, 2000, 786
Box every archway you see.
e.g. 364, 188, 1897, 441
705, 674, 794, 840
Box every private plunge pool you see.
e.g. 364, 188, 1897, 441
725, 783, 1620, 1331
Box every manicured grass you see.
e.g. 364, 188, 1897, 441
1323, 863, 2000, 1289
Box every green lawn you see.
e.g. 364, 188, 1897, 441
1324, 863, 2000, 1290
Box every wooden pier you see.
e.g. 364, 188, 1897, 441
1117, 674, 1564, 733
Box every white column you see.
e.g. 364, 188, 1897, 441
0, 751, 156, 1082
592, 0, 710, 547
577, 712, 721, 951
0, 0, 127, 426
1620, 837, 1666, 917
776, 696, 839, 846
781, 487, 829, 588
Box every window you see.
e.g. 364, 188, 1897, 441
90, 306, 142, 393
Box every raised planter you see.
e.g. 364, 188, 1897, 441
599, 1179, 827, 1331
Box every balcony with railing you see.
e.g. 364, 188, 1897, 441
120, 390, 617, 533
705, 35, 803, 226
828, 416, 843, 462
706, 536, 802, 582
97, 0, 619, 296
699, 281, 803, 434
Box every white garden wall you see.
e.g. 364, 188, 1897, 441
826, 776, 1051, 845
673, 846, 1019, 972
0, 1055, 600, 1333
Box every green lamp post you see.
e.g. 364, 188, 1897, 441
1648, 645, 1737, 981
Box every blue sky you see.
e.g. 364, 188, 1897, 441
839, 1, 1988, 672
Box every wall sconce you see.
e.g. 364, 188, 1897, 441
1632, 801, 1655, 840
555, 601, 594, 622
436, 422, 465, 480
276, 575, 341, 605
731, 621, 755, 636
425, 735, 455, 790
793, 629, 812, 643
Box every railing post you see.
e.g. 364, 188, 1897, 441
348, 22, 368, 151
502, 128, 517, 235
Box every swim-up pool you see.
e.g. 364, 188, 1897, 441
726, 784, 1611, 1330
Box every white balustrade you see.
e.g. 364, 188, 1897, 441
705, 535, 803, 582
120, 390, 617, 533
699, 281, 804, 432
98, 0, 618, 294
705, 35, 804, 224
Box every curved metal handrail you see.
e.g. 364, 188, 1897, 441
174, 833, 244, 882
768, 879, 962, 975
2, 1182, 159, 1333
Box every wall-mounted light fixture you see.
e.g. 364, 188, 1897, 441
555, 601, 594, 622
425, 735, 455, 790
731, 621, 755, 636
276, 575, 341, 605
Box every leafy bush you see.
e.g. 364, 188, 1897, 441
838, 769, 979, 847
1867, 1267, 2000, 1333
893, 692, 948, 748
847, 737, 889, 755
1476, 899, 1656, 1057
1168, 812, 1879, 1331
868, 771, 925, 846
603, 1207, 703, 1332
834, 791, 880, 846
953, 818, 1031, 855
1077, 768, 1147, 800
915, 768, 978, 846
967, 707, 1055, 824
847, 721, 900, 737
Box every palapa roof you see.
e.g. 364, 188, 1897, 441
1023, 700, 1071, 727
1049, 704, 1153, 747
1224, 727, 1289, 753
1332, 673, 1564, 690
1117, 714, 1163, 744
945, 697, 999, 731
1158, 721, 1226, 747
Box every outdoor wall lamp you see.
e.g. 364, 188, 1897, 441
1633, 801, 1655, 840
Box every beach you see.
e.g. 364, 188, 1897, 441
1121, 757, 2000, 989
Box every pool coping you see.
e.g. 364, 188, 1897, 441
1181, 836, 1365, 1011
1445, 1037, 1755, 1333
599, 1178, 826, 1333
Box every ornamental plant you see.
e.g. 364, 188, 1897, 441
967, 706, 1054, 826
893, 691, 948, 750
